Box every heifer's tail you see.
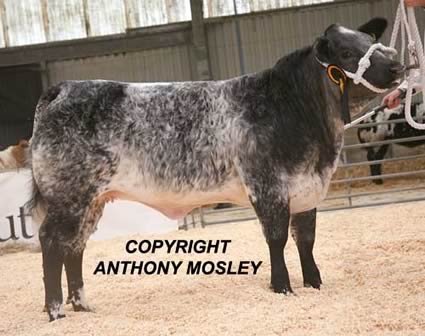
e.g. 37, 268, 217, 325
23, 85, 62, 228
25, 83, 64, 227
25, 82, 64, 218
25, 157, 47, 229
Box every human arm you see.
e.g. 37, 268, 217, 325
405, 0, 425, 6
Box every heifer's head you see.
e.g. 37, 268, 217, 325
314, 18, 404, 93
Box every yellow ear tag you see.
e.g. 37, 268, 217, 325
327, 65, 347, 95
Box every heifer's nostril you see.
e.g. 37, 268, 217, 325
390, 63, 405, 74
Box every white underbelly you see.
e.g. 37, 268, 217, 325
101, 177, 250, 220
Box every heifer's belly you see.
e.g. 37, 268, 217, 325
98, 179, 250, 220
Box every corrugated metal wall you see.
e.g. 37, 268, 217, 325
0, 1, 335, 48
203, 0, 334, 18
45, 0, 87, 42
3, 0, 46, 46
47, 45, 193, 84
86, 0, 127, 36
207, 0, 425, 79
41, 0, 425, 85
0, 0, 192, 47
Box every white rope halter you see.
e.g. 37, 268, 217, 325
317, 43, 397, 94
390, 0, 425, 130
345, 43, 397, 93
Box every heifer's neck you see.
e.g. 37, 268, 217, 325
270, 46, 343, 129
263, 46, 345, 172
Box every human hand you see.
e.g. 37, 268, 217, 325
382, 89, 403, 109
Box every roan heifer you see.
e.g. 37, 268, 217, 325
29, 19, 403, 321
357, 101, 425, 184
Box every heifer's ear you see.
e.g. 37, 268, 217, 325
324, 23, 338, 36
357, 17, 387, 41
19, 140, 29, 148
314, 36, 331, 62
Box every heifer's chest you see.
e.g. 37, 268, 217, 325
287, 170, 332, 214
286, 145, 342, 214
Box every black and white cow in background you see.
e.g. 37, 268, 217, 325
29, 18, 403, 321
357, 101, 425, 184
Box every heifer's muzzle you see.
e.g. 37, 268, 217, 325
317, 43, 397, 94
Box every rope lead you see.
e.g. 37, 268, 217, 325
391, 1, 425, 130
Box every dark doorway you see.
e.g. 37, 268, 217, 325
0, 63, 43, 150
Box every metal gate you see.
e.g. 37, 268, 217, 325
181, 93, 425, 229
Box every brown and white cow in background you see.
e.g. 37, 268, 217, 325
0, 140, 29, 171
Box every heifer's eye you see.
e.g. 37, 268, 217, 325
341, 50, 353, 59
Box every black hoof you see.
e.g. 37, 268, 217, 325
303, 269, 322, 290
373, 179, 383, 185
270, 282, 293, 295
48, 313, 65, 322
46, 302, 66, 321
72, 303, 94, 312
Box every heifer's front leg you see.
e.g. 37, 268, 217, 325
242, 173, 292, 294
290, 209, 322, 289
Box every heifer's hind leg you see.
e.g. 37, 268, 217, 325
290, 209, 322, 289
64, 201, 104, 312
64, 251, 91, 312
39, 209, 82, 321
39, 220, 65, 321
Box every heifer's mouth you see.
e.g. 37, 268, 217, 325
389, 63, 419, 86
365, 63, 405, 90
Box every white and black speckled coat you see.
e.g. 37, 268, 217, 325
28, 19, 403, 322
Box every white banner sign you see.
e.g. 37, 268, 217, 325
0, 169, 178, 247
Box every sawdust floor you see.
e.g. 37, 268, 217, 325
1, 201, 425, 336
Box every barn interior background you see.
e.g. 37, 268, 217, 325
0, 0, 424, 228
